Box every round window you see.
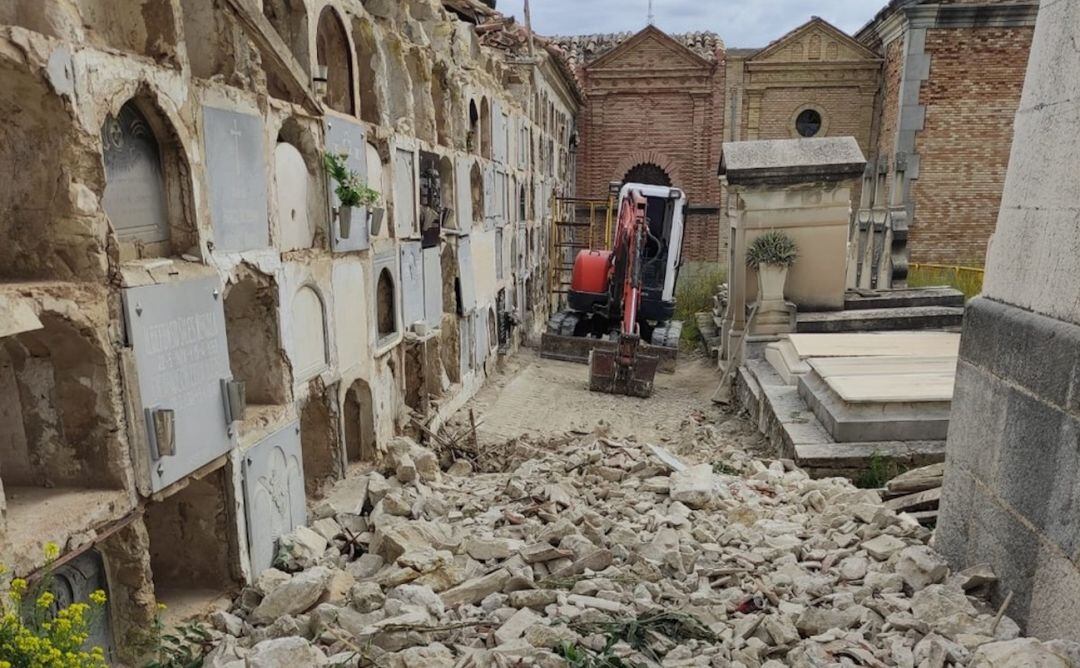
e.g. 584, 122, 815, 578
796, 109, 823, 137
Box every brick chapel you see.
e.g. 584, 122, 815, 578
554, 0, 1037, 274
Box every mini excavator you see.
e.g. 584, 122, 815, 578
542, 182, 687, 397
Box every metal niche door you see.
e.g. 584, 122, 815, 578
123, 276, 234, 492
242, 420, 307, 574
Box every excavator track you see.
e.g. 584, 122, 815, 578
650, 320, 684, 349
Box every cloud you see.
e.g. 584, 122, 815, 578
497, 0, 881, 47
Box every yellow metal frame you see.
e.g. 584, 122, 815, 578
908, 263, 985, 300
546, 193, 617, 311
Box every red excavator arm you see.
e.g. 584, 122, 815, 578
588, 189, 660, 397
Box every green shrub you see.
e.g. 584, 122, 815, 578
675, 262, 726, 343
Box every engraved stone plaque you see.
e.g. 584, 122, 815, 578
324, 116, 370, 251
423, 247, 442, 329
457, 235, 477, 314
243, 421, 306, 575
400, 241, 424, 328
123, 277, 233, 492
101, 102, 170, 243
203, 106, 269, 252
394, 148, 417, 238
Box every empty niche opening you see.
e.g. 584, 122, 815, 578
343, 379, 376, 464
431, 62, 451, 147
299, 382, 341, 496
224, 270, 289, 423
316, 5, 355, 115
180, 0, 249, 82
438, 156, 457, 229
439, 244, 461, 385
145, 466, 239, 621
77, 0, 178, 60
39, 548, 117, 661
291, 285, 328, 382
468, 100, 480, 154
519, 184, 527, 221
0, 313, 124, 559
275, 118, 324, 250
419, 152, 444, 247
525, 276, 534, 312
353, 18, 382, 124
479, 97, 491, 159
470, 162, 484, 223
101, 97, 197, 261
405, 49, 435, 144
262, 0, 310, 69
487, 306, 498, 353
376, 268, 398, 341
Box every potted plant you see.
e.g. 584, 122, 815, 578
745, 230, 798, 309
323, 152, 381, 238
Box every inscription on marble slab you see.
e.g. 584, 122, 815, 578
400, 241, 424, 328
456, 235, 477, 314
325, 116, 370, 251
123, 276, 233, 492
243, 421, 306, 575
203, 106, 269, 252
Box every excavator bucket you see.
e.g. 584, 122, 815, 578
588, 334, 659, 398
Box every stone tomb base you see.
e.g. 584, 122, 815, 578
738, 331, 958, 477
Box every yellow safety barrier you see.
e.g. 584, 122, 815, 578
908, 263, 984, 300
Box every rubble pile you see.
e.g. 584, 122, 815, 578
201, 425, 1078, 667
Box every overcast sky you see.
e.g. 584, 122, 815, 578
496, 0, 880, 49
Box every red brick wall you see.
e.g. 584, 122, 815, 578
755, 86, 876, 152
910, 26, 1034, 265
575, 35, 725, 262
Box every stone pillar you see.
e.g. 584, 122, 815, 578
718, 137, 865, 360
936, 0, 1080, 641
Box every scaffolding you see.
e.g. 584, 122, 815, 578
547, 194, 615, 312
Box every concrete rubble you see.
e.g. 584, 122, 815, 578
202, 423, 1077, 667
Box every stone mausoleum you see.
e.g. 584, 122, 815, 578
0, 0, 576, 660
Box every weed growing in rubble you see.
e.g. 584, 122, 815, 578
143, 616, 214, 668
556, 640, 629, 667
856, 452, 908, 489
0, 544, 109, 668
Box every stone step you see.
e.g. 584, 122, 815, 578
796, 306, 964, 334
844, 287, 965, 311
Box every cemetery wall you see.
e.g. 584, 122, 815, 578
0, 0, 577, 660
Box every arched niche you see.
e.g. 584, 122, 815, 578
100, 97, 197, 260
275, 118, 324, 250
487, 305, 498, 352
479, 97, 491, 159
376, 268, 397, 339
262, 0, 309, 68
316, 6, 355, 115
470, 162, 484, 222
431, 62, 451, 147
438, 156, 456, 229
343, 379, 375, 463
405, 49, 436, 144
352, 17, 382, 125
292, 285, 328, 381
77, 0, 178, 59
468, 99, 480, 154
519, 183, 527, 221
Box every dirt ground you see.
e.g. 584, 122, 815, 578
459, 347, 766, 459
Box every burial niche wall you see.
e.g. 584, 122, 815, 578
480, 97, 492, 159
353, 18, 382, 125
406, 49, 436, 144
343, 379, 376, 464
468, 100, 480, 154
223, 271, 289, 419
470, 162, 484, 223
101, 98, 195, 260
316, 5, 355, 115
299, 382, 341, 496
438, 156, 457, 229
145, 467, 238, 614
431, 62, 451, 147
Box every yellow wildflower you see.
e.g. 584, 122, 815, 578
9, 578, 27, 597
44, 542, 60, 561
36, 591, 55, 610
89, 589, 107, 606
